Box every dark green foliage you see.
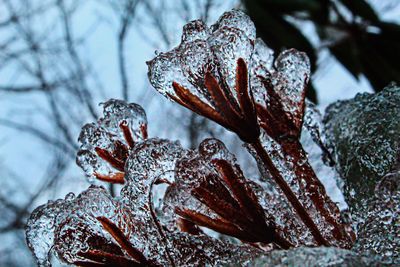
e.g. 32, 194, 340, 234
243, 0, 400, 102
323, 84, 400, 212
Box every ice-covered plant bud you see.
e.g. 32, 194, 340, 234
165, 138, 293, 249
25, 186, 157, 266
147, 10, 260, 143
25, 197, 72, 267
76, 99, 147, 184
251, 39, 311, 141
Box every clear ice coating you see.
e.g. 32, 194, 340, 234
246, 247, 386, 267
323, 84, 400, 216
249, 180, 315, 247
25, 186, 137, 266
27, 142, 260, 266
76, 124, 120, 182
250, 38, 274, 104
247, 128, 352, 248
302, 100, 335, 166
26, 198, 72, 267
168, 232, 260, 266
164, 138, 314, 247
250, 40, 311, 132
76, 99, 147, 182
211, 9, 256, 40
147, 9, 256, 108
244, 34, 353, 248
98, 99, 147, 141
122, 138, 190, 205
301, 102, 345, 209
120, 138, 195, 229
121, 138, 193, 227
119, 138, 191, 265
271, 49, 310, 114
163, 138, 242, 227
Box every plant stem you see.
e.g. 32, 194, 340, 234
285, 140, 349, 243
148, 178, 176, 267
251, 140, 330, 246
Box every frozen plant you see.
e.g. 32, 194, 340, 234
26, 10, 357, 266
147, 9, 354, 248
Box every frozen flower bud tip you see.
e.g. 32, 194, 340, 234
25, 186, 159, 266
182, 20, 210, 43
251, 45, 311, 142
76, 99, 148, 184
147, 9, 260, 143
212, 9, 256, 40
167, 138, 293, 249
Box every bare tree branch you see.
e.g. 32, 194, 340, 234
0, 118, 76, 157
0, 155, 69, 233
109, 0, 141, 101
57, 0, 99, 119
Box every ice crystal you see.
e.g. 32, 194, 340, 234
76, 99, 147, 183
251, 39, 310, 139
246, 246, 387, 267
168, 232, 260, 266
27, 96, 262, 266
26, 186, 139, 266
244, 40, 353, 248
26, 198, 71, 267
301, 102, 345, 209
250, 180, 315, 247
99, 99, 147, 142
161, 137, 330, 251
271, 49, 310, 120
247, 129, 353, 248
322, 85, 400, 264
147, 5, 353, 251
303, 100, 334, 166
250, 38, 274, 103
166, 138, 314, 249
120, 138, 192, 266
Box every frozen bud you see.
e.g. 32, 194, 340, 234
76, 99, 148, 184
148, 10, 259, 143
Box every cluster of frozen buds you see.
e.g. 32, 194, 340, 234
26, 10, 355, 267
147, 9, 355, 247
25, 100, 262, 266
